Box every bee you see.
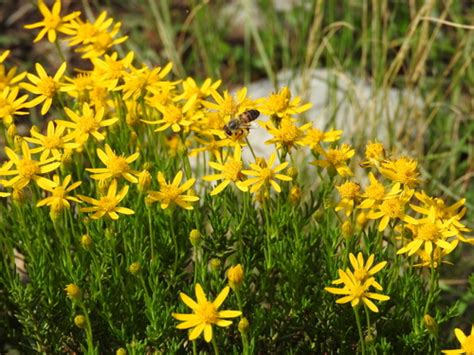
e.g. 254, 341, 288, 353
223, 109, 260, 138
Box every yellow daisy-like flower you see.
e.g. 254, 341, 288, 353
202, 146, 248, 196
397, 211, 458, 257
311, 144, 355, 177
75, 20, 128, 59
413, 243, 457, 268
262, 116, 311, 151
325, 253, 390, 313
443, 325, 474, 354
241, 153, 292, 193
24, 121, 80, 160
22, 62, 67, 115
86, 144, 140, 183
203, 87, 254, 122
175, 77, 221, 103
366, 189, 414, 232
24, 0, 80, 43
360, 141, 386, 168
172, 283, 242, 343
36, 174, 81, 215
335, 181, 361, 217
64, 11, 114, 47
147, 171, 199, 210
0, 86, 29, 126
56, 103, 118, 146
0, 141, 61, 190
78, 179, 134, 220
91, 51, 134, 82
257, 87, 312, 118
299, 127, 343, 152
142, 97, 201, 133
358, 172, 401, 209
379, 156, 420, 188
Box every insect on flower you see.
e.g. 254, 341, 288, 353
223, 109, 260, 139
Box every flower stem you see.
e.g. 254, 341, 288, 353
211, 335, 220, 355
353, 306, 366, 355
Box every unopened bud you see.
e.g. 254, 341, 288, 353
74, 315, 87, 329
227, 264, 244, 290
189, 229, 202, 247
80, 234, 93, 249
238, 317, 249, 333
128, 262, 141, 275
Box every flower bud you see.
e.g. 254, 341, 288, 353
116, 348, 127, 355
128, 262, 141, 275
74, 315, 87, 329
64, 283, 81, 301
238, 317, 249, 333
209, 258, 221, 272
341, 220, 354, 239
289, 185, 301, 204
286, 166, 298, 179
356, 211, 369, 230
423, 314, 438, 335
138, 169, 152, 192
227, 264, 244, 290
7, 124, 17, 139
189, 229, 202, 247
80, 234, 93, 250
12, 188, 25, 203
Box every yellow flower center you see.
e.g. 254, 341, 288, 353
365, 142, 385, 160
77, 115, 99, 133
98, 196, 118, 212
380, 198, 403, 218
161, 184, 180, 201
106, 60, 125, 79
326, 149, 346, 166
352, 284, 365, 299
106, 156, 130, 176
18, 159, 40, 179
267, 93, 288, 113
275, 120, 300, 145
77, 23, 98, 41
462, 334, 474, 353
38, 77, 58, 98
223, 160, 243, 181
337, 182, 360, 199
365, 182, 385, 200
307, 128, 324, 144
164, 105, 183, 124
52, 186, 66, 199
0, 98, 12, 114
417, 222, 440, 241
93, 32, 113, 52
44, 14, 61, 29
354, 269, 369, 283
260, 167, 273, 182
42, 135, 62, 149
196, 301, 218, 324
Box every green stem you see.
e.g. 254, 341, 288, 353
245, 137, 257, 160
211, 335, 219, 355
353, 306, 366, 355
169, 211, 179, 278
54, 39, 66, 64
235, 291, 249, 354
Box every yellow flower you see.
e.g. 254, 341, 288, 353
202, 146, 248, 195
358, 172, 401, 209
65, 11, 116, 47
443, 325, 474, 354
367, 190, 413, 232
335, 181, 360, 216
91, 51, 134, 82
56, 103, 118, 146
0, 141, 60, 190
117, 63, 173, 101
0, 87, 29, 126
24, 0, 80, 43
36, 174, 82, 215
262, 116, 311, 151
413, 243, 457, 268
380, 157, 420, 188
203, 87, 254, 121
257, 87, 312, 118
142, 97, 201, 133
172, 284, 241, 343
325, 253, 389, 313
147, 171, 199, 210
311, 144, 355, 177
22, 62, 67, 115
24, 121, 80, 160
175, 77, 221, 103
78, 179, 134, 220
299, 127, 342, 152
86, 144, 140, 184
397, 211, 458, 257
241, 153, 292, 193
360, 141, 386, 168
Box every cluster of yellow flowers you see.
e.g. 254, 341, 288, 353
0, 0, 472, 350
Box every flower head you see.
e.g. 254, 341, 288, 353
36, 174, 81, 216
78, 179, 134, 220
24, 0, 80, 43
380, 157, 420, 188
147, 171, 199, 210
262, 116, 311, 151
86, 144, 140, 184
22, 62, 67, 115
0, 87, 29, 126
241, 153, 292, 193
443, 325, 474, 354
257, 87, 312, 118
311, 144, 355, 177
172, 284, 242, 343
